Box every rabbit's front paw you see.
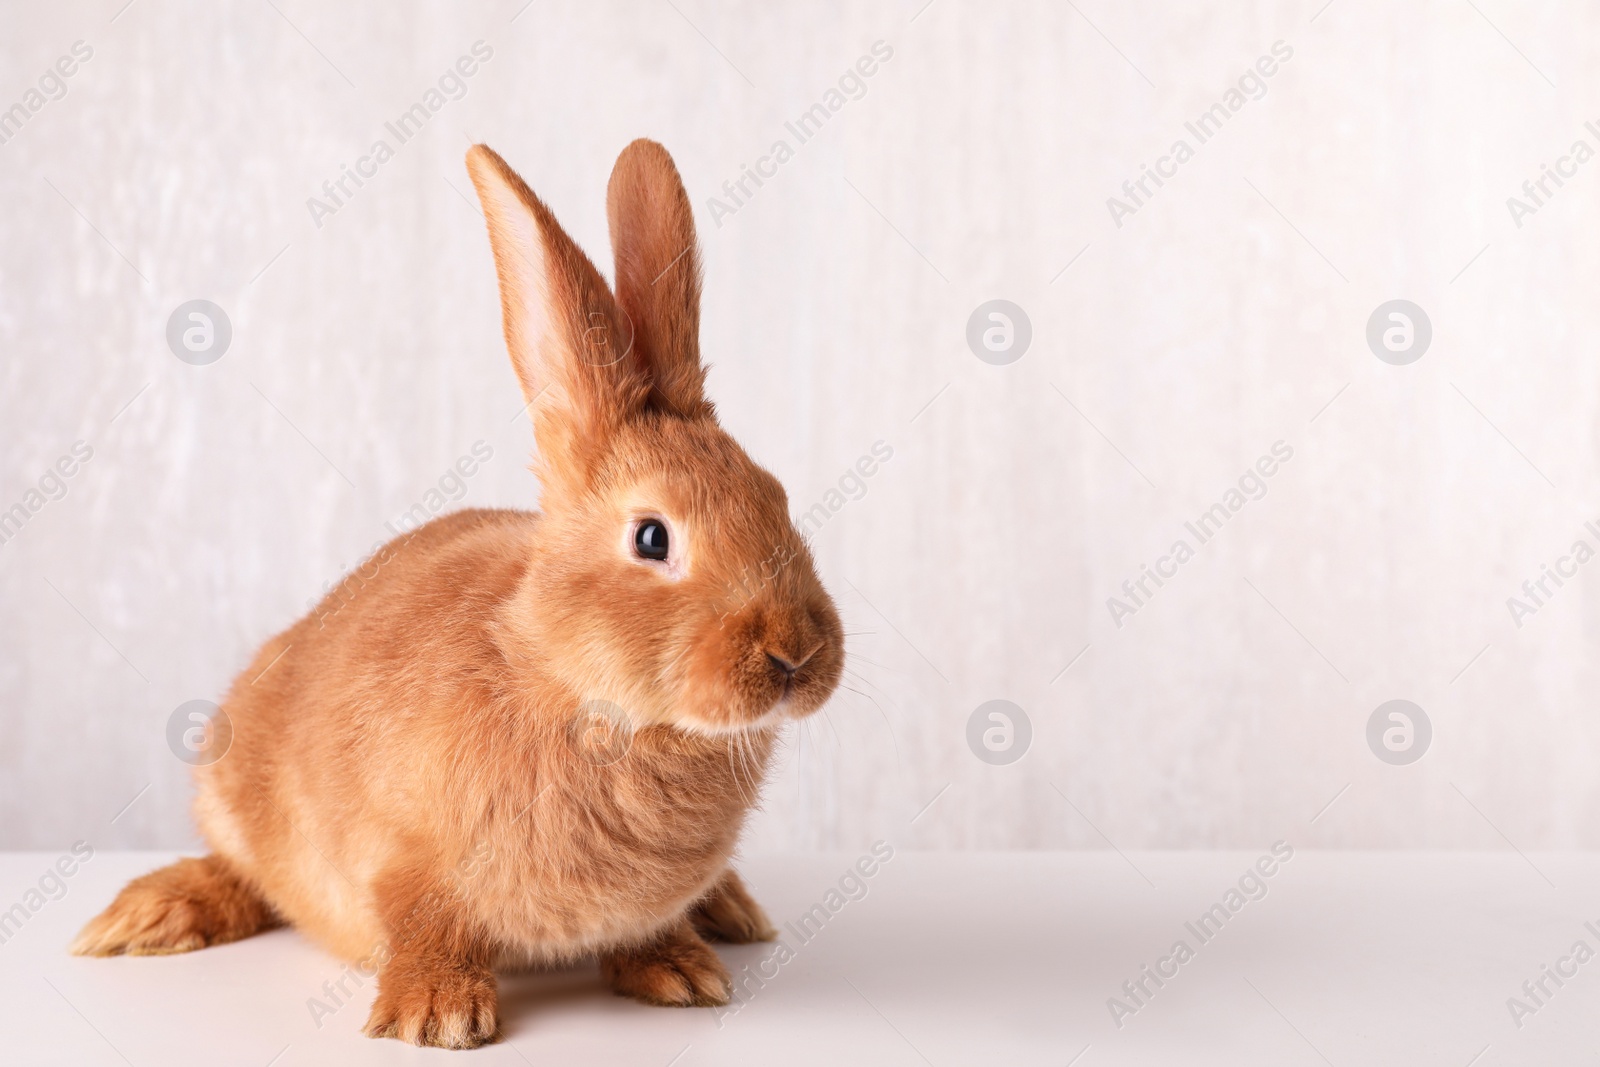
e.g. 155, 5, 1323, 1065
602, 919, 732, 1007
363, 956, 499, 1049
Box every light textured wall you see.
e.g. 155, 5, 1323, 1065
2, 0, 1596, 853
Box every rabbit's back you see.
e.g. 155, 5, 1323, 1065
194, 507, 542, 958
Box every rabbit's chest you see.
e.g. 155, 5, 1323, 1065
570, 739, 763, 870
477, 733, 769, 952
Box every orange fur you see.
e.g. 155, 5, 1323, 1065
690, 868, 778, 944
599, 916, 733, 1007
72, 141, 844, 1049
69, 854, 280, 957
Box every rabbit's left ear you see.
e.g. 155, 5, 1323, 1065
606, 139, 714, 421
466, 144, 649, 492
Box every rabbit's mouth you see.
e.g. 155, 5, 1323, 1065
671, 636, 842, 735
663, 580, 845, 734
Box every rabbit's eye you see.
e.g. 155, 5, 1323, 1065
634, 519, 669, 561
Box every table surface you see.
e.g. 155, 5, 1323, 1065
2, 849, 1595, 1065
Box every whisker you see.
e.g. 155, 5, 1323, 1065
842, 653, 900, 675
840, 667, 896, 705
837, 683, 903, 772
819, 708, 844, 752
729, 727, 765, 807
738, 727, 764, 804
728, 735, 755, 807
738, 731, 756, 800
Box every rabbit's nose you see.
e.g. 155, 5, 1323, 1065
765, 644, 820, 677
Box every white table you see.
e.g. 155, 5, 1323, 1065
1, 850, 1593, 1064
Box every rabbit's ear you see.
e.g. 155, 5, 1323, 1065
466, 144, 649, 487
606, 139, 714, 421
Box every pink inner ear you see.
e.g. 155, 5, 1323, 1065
466, 144, 655, 490
469, 156, 555, 410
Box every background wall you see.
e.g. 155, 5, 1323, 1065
2, 0, 1595, 854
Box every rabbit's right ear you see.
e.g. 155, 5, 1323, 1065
606, 139, 713, 421
466, 144, 649, 491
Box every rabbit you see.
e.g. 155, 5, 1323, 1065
70, 139, 845, 1049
